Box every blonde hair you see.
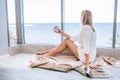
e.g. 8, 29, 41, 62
81, 10, 95, 32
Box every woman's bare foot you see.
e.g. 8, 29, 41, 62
36, 49, 52, 55
37, 52, 45, 55
89, 64, 101, 69
42, 52, 54, 57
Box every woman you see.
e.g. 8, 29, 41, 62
37, 10, 97, 68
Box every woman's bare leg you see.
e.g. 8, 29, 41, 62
37, 49, 53, 55
37, 40, 73, 55
43, 39, 79, 59
37, 47, 72, 55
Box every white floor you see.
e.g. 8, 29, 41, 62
0, 54, 120, 80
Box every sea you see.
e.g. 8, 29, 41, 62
9, 23, 120, 47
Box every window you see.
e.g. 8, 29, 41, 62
116, 0, 120, 47
23, 0, 61, 44
65, 0, 114, 47
7, 0, 17, 46
8, 0, 119, 48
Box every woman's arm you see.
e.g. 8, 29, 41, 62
85, 54, 98, 69
55, 29, 70, 39
54, 28, 80, 41
61, 31, 70, 39
85, 53, 90, 68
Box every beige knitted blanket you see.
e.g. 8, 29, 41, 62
30, 55, 119, 78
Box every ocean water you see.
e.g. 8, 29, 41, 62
9, 23, 120, 47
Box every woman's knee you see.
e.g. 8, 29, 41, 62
62, 39, 73, 45
64, 39, 71, 42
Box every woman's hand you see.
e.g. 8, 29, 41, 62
54, 28, 63, 34
89, 64, 100, 69
54, 28, 70, 39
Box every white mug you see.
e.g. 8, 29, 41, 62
53, 26, 59, 32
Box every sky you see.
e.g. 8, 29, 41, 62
7, 0, 120, 23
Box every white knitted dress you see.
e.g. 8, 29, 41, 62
70, 25, 97, 63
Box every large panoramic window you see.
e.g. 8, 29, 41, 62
23, 0, 61, 44
7, 0, 17, 46
65, 0, 114, 47
116, 0, 120, 47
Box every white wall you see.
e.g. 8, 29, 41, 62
0, 0, 9, 55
